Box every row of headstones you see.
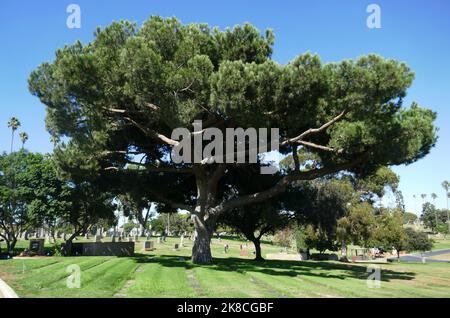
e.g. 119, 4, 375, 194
20, 230, 191, 249
18, 229, 107, 241
221, 243, 249, 255
19, 231, 69, 242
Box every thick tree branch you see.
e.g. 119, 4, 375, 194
216, 154, 367, 213
208, 164, 227, 190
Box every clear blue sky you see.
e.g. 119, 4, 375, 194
0, 0, 449, 214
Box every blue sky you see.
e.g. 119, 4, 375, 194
0, 0, 449, 214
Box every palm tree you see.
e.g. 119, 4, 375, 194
431, 193, 439, 231
19, 132, 28, 149
7, 117, 21, 153
421, 193, 427, 204
442, 181, 450, 232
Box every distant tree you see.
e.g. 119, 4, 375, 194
218, 203, 291, 261
337, 202, 377, 251
273, 225, 296, 249
421, 193, 427, 205
150, 213, 193, 236
19, 132, 29, 150
25, 155, 72, 238
420, 202, 447, 233
122, 221, 137, 235
291, 180, 351, 254
394, 190, 406, 212
61, 182, 116, 252
436, 222, 449, 235
431, 193, 439, 228
0, 152, 69, 253
7, 117, 21, 153
442, 181, 450, 232
149, 216, 165, 234
404, 228, 433, 253
373, 209, 407, 260
217, 166, 293, 261
403, 212, 418, 224
303, 224, 339, 255
118, 193, 154, 236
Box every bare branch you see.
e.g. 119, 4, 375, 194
144, 103, 160, 111
281, 110, 347, 146
297, 140, 343, 154
123, 116, 180, 146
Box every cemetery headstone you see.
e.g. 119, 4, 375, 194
29, 239, 45, 256
173, 243, 179, 250
143, 241, 155, 251
240, 246, 249, 257
180, 234, 185, 247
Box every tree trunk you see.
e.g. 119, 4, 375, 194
190, 165, 225, 264
7, 237, 17, 255
64, 231, 81, 256
251, 238, 264, 261
191, 214, 214, 264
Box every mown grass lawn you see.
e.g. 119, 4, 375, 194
0, 236, 449, 298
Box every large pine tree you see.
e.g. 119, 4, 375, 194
29, 16, 437, 264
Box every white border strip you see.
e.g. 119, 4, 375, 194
0, 277, 18, 298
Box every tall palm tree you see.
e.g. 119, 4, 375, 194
421, 193, 427, 203
420, 194, 427, 220
442, 181, 450, 232
19, 132, 28, 149
7, 117, 21, 153
431, 193, 438, 231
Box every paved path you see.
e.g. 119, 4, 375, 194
388, 249, 450, 263
0, 277, 18, 298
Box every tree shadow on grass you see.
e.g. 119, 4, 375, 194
131, 254, 416, 283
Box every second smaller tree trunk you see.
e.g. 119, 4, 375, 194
251, 238, 264, 261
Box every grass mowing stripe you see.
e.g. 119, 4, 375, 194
41, 258, 115, 288
126, 261, 195, 298
192, 266, 275, 298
